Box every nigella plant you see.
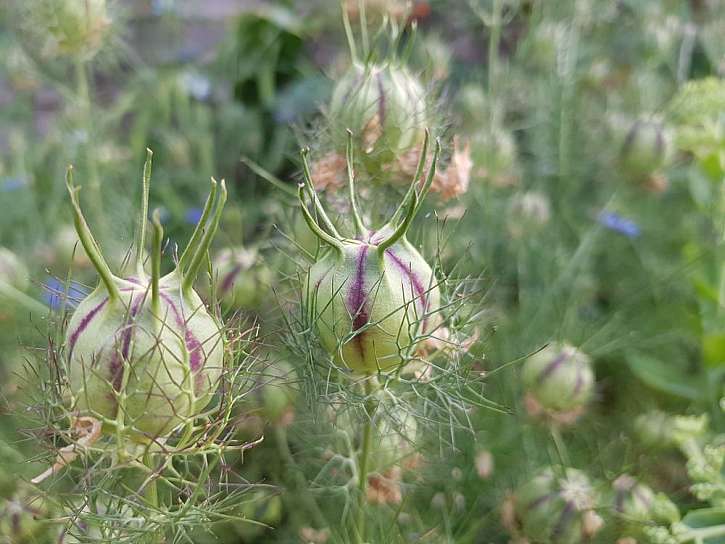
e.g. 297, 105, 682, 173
27, 151, 261, 541
278, 132, 490, 542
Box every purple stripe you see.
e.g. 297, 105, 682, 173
347, 245, 370, 360
68, 298, 108, 358
157, 292, 204, 373
376, 73, 386, 127
526, 492, 555, 511
219, 263, 243, 295
109, 292, 146, 392
552, 501, 575, 540
537, 352, 571, 384
384, 249, 430, 331
573, 364, 584, 395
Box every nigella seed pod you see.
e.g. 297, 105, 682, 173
522, 342, 594, 415
511, 467, 603, 544
64, 150, 227, 441
214, 247, 272, 310
302, 131, 441, 373
620, 120, 671, 182
611, 475, 680, 534
329, 62, 428, 160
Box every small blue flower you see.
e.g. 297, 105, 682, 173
184, 207, 203, 225
42, 277, 88, 310
1, 177, 27, 192
597, 211, 640, 238
180, 71, 212, 102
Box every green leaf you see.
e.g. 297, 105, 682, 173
626, 351, 702, 400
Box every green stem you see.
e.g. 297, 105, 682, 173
487, 0, 502, 128
74, 59, 104, 233
354, 379, 378, 544
136, 149, 153, 277
142, 451, 162, 544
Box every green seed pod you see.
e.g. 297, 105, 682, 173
63, 151, 227, 442
302, 132, 441, 374
612, 475, 680, 535
329, 62, 428, 162
14, 0, 110, 60
612, 474, 656, 524
620, 120, 671, 181
512, 467, 603, 544
214, 247, 272, 311
522, 342, 595, 414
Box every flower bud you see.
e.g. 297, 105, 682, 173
302, 133, 441, 373
329, 62, 428, 162
510, 467, 602, 544
214, 247, 272, 311
620, 120, 671, 182
64, 151, 227, 442
522, 343, 595, 414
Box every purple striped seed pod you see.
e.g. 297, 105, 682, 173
522, 342, 594, 414
301, 131, 441, 374
213, 247, 272, 311
512, 467, 603, 544
63, 150, 227, 442
612, 475, 656, 525
329, 61, 428, 160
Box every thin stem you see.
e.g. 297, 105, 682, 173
342, 1, 358, 62
391, 130, 430, 225
74, 58, 104, 231
358, 0, 369, 58
141, 451, 162, 544
241, 156, 297, 197
178, 178, 217, 272
377, 191, 417, 255
346, 130, 366, 236
297, 184, 344, 252
354, 379, 378, 544
183, 180, 227, 293
414, 138, 441, 214
550, 426, 570, 467
300, 148, 341, 238
65, 167, 120, 300
487, 0, 502, 128
151, 209, 163, 315
136, 149, 153, 276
